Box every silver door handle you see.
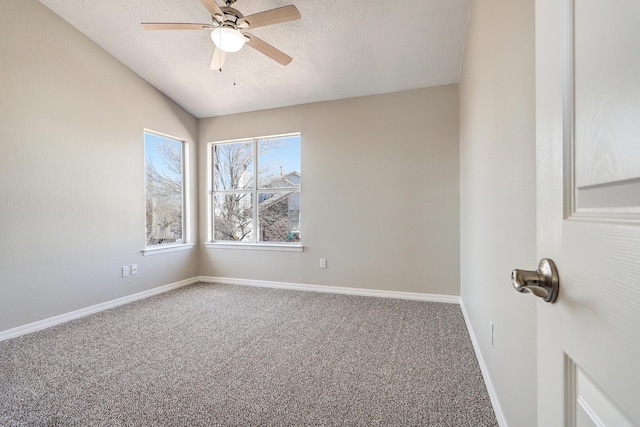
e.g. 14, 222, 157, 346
511, 258, 560, 303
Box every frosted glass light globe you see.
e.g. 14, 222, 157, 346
211, 27, 246, 53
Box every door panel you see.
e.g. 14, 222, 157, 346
536, 0, 640, 425
571, 360, 635, 427
574, 0, 640, 215
574, 0, 640, 190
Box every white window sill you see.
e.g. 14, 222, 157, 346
142, 243, 195, 256
204, 242, 304, 252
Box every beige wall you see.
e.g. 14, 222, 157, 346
459, 0, 537, 425
0, 0, 199, 331
199, 86, 460, 295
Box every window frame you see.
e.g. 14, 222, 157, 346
206, 132, 302, 251
142, 129, 192, 256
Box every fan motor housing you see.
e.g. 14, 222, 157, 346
214, 6, 244, 27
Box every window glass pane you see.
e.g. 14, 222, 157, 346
214, 142, 254, 190
258, 136, 301, 189
145, 133, 183, 246
214, 193, 253, 241
258, 192, 300, 242
210, 134, 301, 245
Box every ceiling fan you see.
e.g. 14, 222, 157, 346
141, 0, 301, 71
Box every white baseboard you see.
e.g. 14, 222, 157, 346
196, 276, 461, 304
1, 276, 458, 342
459, 300, 508, 427
0, 277, 199, 342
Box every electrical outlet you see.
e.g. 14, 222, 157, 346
122, 265, 130, 278
489, 321, 495, 346
131, 264, 138, 275
320, 258, 327, 269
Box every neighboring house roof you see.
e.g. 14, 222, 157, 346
262, 171, 301, 190
259, 191, 296, 209
258, 171, 300, 209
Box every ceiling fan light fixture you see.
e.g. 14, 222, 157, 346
211, 27, 246, 53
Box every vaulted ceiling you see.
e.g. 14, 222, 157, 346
39, 0, 471, 118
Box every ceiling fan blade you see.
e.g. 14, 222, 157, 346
141, 23, 213, 30
239, 5, 301, 30
199, 0, 225, 21
210, 48, 227, 71
244, 33, 292, 66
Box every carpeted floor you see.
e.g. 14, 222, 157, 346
0, 282, 498, 426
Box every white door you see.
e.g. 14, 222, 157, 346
536, 0, 640, 426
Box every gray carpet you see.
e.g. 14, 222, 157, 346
0, 282, 498, 426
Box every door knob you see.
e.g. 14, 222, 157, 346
511, 258, 559, 303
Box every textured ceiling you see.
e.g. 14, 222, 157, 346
38, 0, 471, 118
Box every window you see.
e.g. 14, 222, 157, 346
210, 133, 301, 246
144, 131, 187, 248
